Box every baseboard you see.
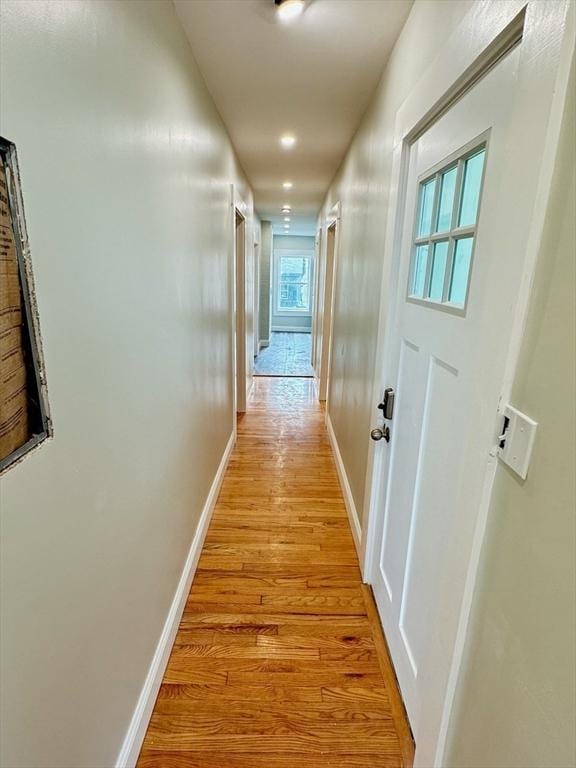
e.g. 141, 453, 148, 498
326, 413, 362, 557
115, 431, 235, 768
258, 339, 270, 350
271, 326, 312, 333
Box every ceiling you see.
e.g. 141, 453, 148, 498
174, 0, 413, 235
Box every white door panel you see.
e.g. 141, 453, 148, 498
373, 45, 522, 745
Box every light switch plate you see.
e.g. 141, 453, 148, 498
498, 404, 538, 480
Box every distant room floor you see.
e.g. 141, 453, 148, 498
255, 331, 314, 376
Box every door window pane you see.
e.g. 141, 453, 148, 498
428, 241, 449, 301
410, 245, 428, 297
417, 178, 436, 237
449, 237, 474, 305
407, 141, 485, 313
458, 149, 485, 227
278, 255, 311, 311
435, 166, 457, 232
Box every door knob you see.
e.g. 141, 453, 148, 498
371, 426, 390, 443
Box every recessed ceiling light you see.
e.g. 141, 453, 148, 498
282, 181, 293, 189
276, 0, 305, 23
284, 217, 291, 222
280, 134, 296, 149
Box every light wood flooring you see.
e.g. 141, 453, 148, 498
137, 377, 414, 767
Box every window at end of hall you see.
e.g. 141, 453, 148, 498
276, 253, 313, 313
408, 143, 487, 310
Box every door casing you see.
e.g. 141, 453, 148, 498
231, 188, 253, 422
314, 203, 340, 403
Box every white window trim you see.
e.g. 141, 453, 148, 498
273, 249, 314, 317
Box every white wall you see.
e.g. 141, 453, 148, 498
272, 235, 315, 332
318, 0, 474, 524
445, 50, 576, 768
0, 1, 255, 766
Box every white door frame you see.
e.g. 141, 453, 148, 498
318, 202, 340, 403
361, 2, 574, 765
231, 186, 251, 424
311, 227, 323, 372
253, 238, 260, 359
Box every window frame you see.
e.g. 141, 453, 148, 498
0, 137, 52, 475
406, 132, 490, 316
273, 249, 314, 316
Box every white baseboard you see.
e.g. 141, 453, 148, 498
115, 431, 235, 768
271, 326, 312, 333
258, 339, 270, 350
326, 413, 362, 557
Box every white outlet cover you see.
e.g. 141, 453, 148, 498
498, 404, 538, 480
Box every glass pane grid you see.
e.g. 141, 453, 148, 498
408, 144, 485, 310
277, 254, 312, 312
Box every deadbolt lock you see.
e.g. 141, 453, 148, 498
371, 426, 390, 443
377, 387, 395, 420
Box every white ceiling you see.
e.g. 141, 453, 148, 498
175, 0, 413, 235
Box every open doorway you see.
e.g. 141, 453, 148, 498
234, 208, 252, 413
254, 231, 315, 377
313, 210, 338, 402
253, 239, 260, 361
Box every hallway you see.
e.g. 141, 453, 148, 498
136, 378, 413, 767
1, 2, 574, 766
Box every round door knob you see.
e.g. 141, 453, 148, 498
371, 426, 390, 443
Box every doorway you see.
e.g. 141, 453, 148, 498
234, 209, 252, 414
253, 240, 260, 361
310, 228, 322, 374
314, 212, 338, 402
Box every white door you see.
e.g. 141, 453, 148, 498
371, 43, 540, 757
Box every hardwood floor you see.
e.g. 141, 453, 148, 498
137, 377, 414, 768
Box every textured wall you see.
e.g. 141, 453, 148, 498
0, 2, 254, 765
445, 53, 576, 768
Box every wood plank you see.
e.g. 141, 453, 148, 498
137, 752, 404, 767
142, 726, 400, 753
226, 672, 383, 687
157, 683, 324, 703
256, 635, 375, 651
151, 702, 393, 721
169, 644, 320, 660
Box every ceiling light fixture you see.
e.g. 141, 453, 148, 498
284, 217, 291, 222
282, 181, 293, 189
275, 0, 305, 22
280, 134, 296, 149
